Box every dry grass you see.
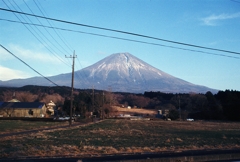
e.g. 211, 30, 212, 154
112, 106, 157, 116
0, 120, 68, 135
1, 119, 240, 159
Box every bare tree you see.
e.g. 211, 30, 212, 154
0, 90, 14, 101
40, 93, 64, 105
2, 103, 15, 117
16, 91, 38, 102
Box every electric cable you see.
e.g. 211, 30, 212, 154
22, 0, 71, 57
0, 44, 59, 87
0, 7, 239, 56
1, 18, 239, 59
11, 0, 70, 66
1, 1, 70, 67
32, 0, 73, 52
75, 57, 93, 84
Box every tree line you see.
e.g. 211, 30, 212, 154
143, 90, 240, 121
0, 86, 240, 121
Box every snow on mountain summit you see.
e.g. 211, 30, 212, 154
0, 52, 218, 93
84, 52, 171, 82
72, 52, 217, 93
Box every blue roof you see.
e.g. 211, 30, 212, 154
0, 102, 45, 109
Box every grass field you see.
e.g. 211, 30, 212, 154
0, 120, 68, 135
1, 119, 240, 158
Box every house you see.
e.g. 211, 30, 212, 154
0, 102, 47, 118
156, 109, 170, 119
46, 100, 56, 116
8, 99, 20, 102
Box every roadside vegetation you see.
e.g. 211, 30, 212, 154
1, 119, 240, 158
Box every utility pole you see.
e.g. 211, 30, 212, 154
108, 86, 112, 107
92, 85, 94, 112
102, 91, 104, 119
178, 95, 181, 120
65, 51, 77, 126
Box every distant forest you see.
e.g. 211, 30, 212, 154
0, 85, 240, 121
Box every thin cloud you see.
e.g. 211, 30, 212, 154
0, 44, 71, 80
201, 12, 240, 26
8, 44, 62, 64
0, 47, 10, 60
0, 66, 31, 81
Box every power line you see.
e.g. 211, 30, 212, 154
31, 0, 72, 65
0, 7, 239, 56
0, 44, 59, 87
65, 52, 77, 126
14, 0, 71, 66
33, 0, 73, 52
75, 57, 93, 84
1, 18, 240, 59
23, 0, 71, 57
1, 1, 70, 67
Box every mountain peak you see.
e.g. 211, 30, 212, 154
84, 52, 166, 81
75, 52, 216, 93
1, 52, 218, 94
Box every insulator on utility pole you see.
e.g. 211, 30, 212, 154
65, 51, 77, 126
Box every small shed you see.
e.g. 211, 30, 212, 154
0, 102, 47, 117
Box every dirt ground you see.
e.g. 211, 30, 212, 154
1, 119, 240, 159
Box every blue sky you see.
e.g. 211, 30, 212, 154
0, 0, 240, 91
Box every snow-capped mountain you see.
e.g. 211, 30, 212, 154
0, 53, 217, 93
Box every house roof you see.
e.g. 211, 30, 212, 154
8, 99, 20, 102
0, 102, 45, 109
47, 100, 56, 106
